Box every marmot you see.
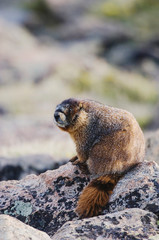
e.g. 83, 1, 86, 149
54, 98, 145, 218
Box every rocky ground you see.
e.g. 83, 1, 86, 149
0, 160, 159, 239
0, 0, 159, 239
0, 125, 159, 239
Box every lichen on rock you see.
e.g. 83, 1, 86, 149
0, 160, 159, 238
52, 209, 159, 240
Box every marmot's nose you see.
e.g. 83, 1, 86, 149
54, 112, 60, 122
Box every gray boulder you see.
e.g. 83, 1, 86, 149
145, 130, 159, 165
0, 154, 66, 181
0, 163, 90, 236
0, 214, 51, 240
0, 160, 159, 238
104, 161, 159, 218
52, 209, 159, 240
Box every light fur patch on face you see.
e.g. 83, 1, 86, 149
59, 112, 66, 122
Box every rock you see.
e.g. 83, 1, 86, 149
44, 0, 100, 22
0, 19, 55, 85
0, 105, 8, 115
145, 130, 159, 165
52, 209, 159, 240
0, 6, 37, 26
101, 37, 159, 75
0, 160, 159, 238
0, 214, 51, 240
0, 154, 66, 181
0, 163, 90, 236
52, 16, 131, 42
103, 161, 159, 218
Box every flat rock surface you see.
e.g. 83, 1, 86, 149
0, 214, 51, 240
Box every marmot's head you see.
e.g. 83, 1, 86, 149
54, 98, 87, 132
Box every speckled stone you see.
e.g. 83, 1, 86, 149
0, 162, 90, 236
145, 130, 159, 165
104, 161, 159, 218
0, 160, 159, 238
52, 209, 159, 240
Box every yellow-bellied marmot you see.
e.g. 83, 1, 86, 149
54, 98, 145, 218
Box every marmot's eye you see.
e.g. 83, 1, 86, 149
72, 114, 78, 122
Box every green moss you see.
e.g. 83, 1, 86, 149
24, 0, 63, 25
97, 0, 159, 37
137, 115, 152, 129
101, 73, 120, 99
98, 1, 134, 19
99, 0, 159, 19
70, 68, 158, 112
71, 71, 92, 93
102, 73, 158, 103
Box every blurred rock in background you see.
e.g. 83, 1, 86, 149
0, 0, 159, 179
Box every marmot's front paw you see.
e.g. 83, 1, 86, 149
69, 156, 81, 165
69, 156, 84, 165
69, 155, 78, 163
70, 156, 89, 174
72, 160, 81, 165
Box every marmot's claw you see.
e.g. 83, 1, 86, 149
70, 157, 89, 174
70, 156, 83, 165
71, 159, 81, 165
69, 156, 78, 163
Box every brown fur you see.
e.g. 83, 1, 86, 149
54, 98, 145, 218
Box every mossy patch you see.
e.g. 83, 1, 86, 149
69, 66, 158, 128
71, 66, 158, 104
71, 70, 92, 93
97, 0, 159, 19
102, 72, 158, 103
137, 115, 152, 129
23, 0, 63, 25
97, 0, 159, 38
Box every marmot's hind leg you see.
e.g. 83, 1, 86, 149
76, 175, 121, 218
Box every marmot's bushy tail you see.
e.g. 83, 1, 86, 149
76, 175, 121, 218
